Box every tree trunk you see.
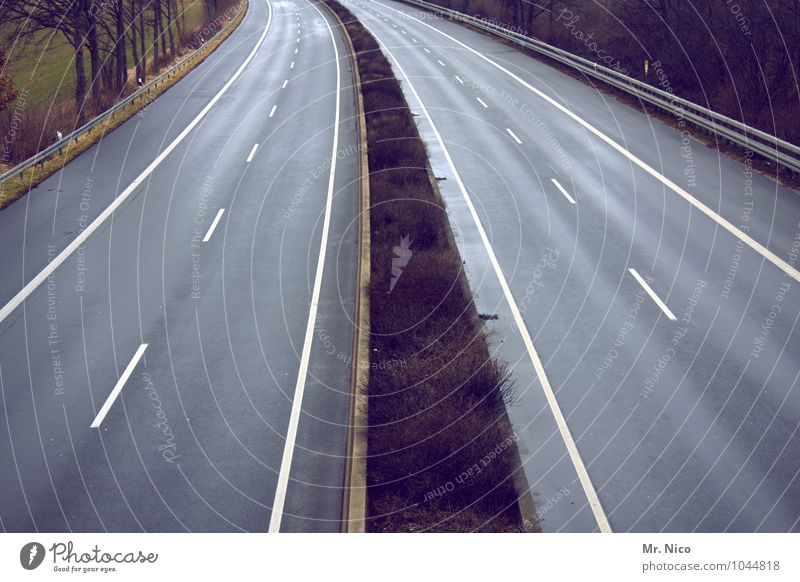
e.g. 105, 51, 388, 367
166, 0, 176, 57
73, 1, 87, 109
158, 0, 167, 62
129, 0, 141, 83
116, 0, 128, 92
178, 0, 185, 35
139, 0, 147, 80
153, 0, 162, 71
88, 16, 101, 102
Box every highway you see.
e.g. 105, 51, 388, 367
0, 0, 359, 532
2, 0, 799, 536
343, 0, 800, 532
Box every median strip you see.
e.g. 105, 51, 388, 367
322, 0, 527, 533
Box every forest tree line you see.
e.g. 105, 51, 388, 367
0, 0, 239, 166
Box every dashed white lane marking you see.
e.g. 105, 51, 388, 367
401, 30, 407, 35
203, 209, 226, 242
290, 61, 295, 69
294, 47, 298, 54
423, 48, 430, 53
282, 79, 288, 89
454, 75, 464, 84
476, 97, 488, 108
629, 269, 677, 321
269, 105, 277, 117
0, 0, 274, 326
356, 10, 612, 533
437, 59, 446, 67
506, 128, 523, 144
90, 344, 148, 428
246, 143, 259, 162
411, 37, 418, 43
269, 0, 342, 534
551, 178, 576, 204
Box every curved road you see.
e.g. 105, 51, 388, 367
344, 0, 800, 533
0, 0, 359, 532
3, 0, 798, 535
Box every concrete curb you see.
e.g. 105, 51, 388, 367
424, 159, 540, 534
319, 1, 371, 534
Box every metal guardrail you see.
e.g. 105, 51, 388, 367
0, 2, 245, 187
399, 0, 800, 174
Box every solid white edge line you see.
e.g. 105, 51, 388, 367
90, 344, 148, 428
269, 104, 277, 117
268, 0, 341, 533
629, 268, 678, 321
356, 11, 612, 533
203, 208, 226, 242
0, 0, 274, 326
551, 178, 576, 204
370, 0, 800, 285
246, 143, 259, 162
476, 97, 488, 108
506, 127, 523, 144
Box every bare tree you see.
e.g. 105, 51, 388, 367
165, 0, 176, 57
1, 0, 91, 107
0, 47, 19, 116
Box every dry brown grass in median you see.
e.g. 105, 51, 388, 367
322, 0, 529, 533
